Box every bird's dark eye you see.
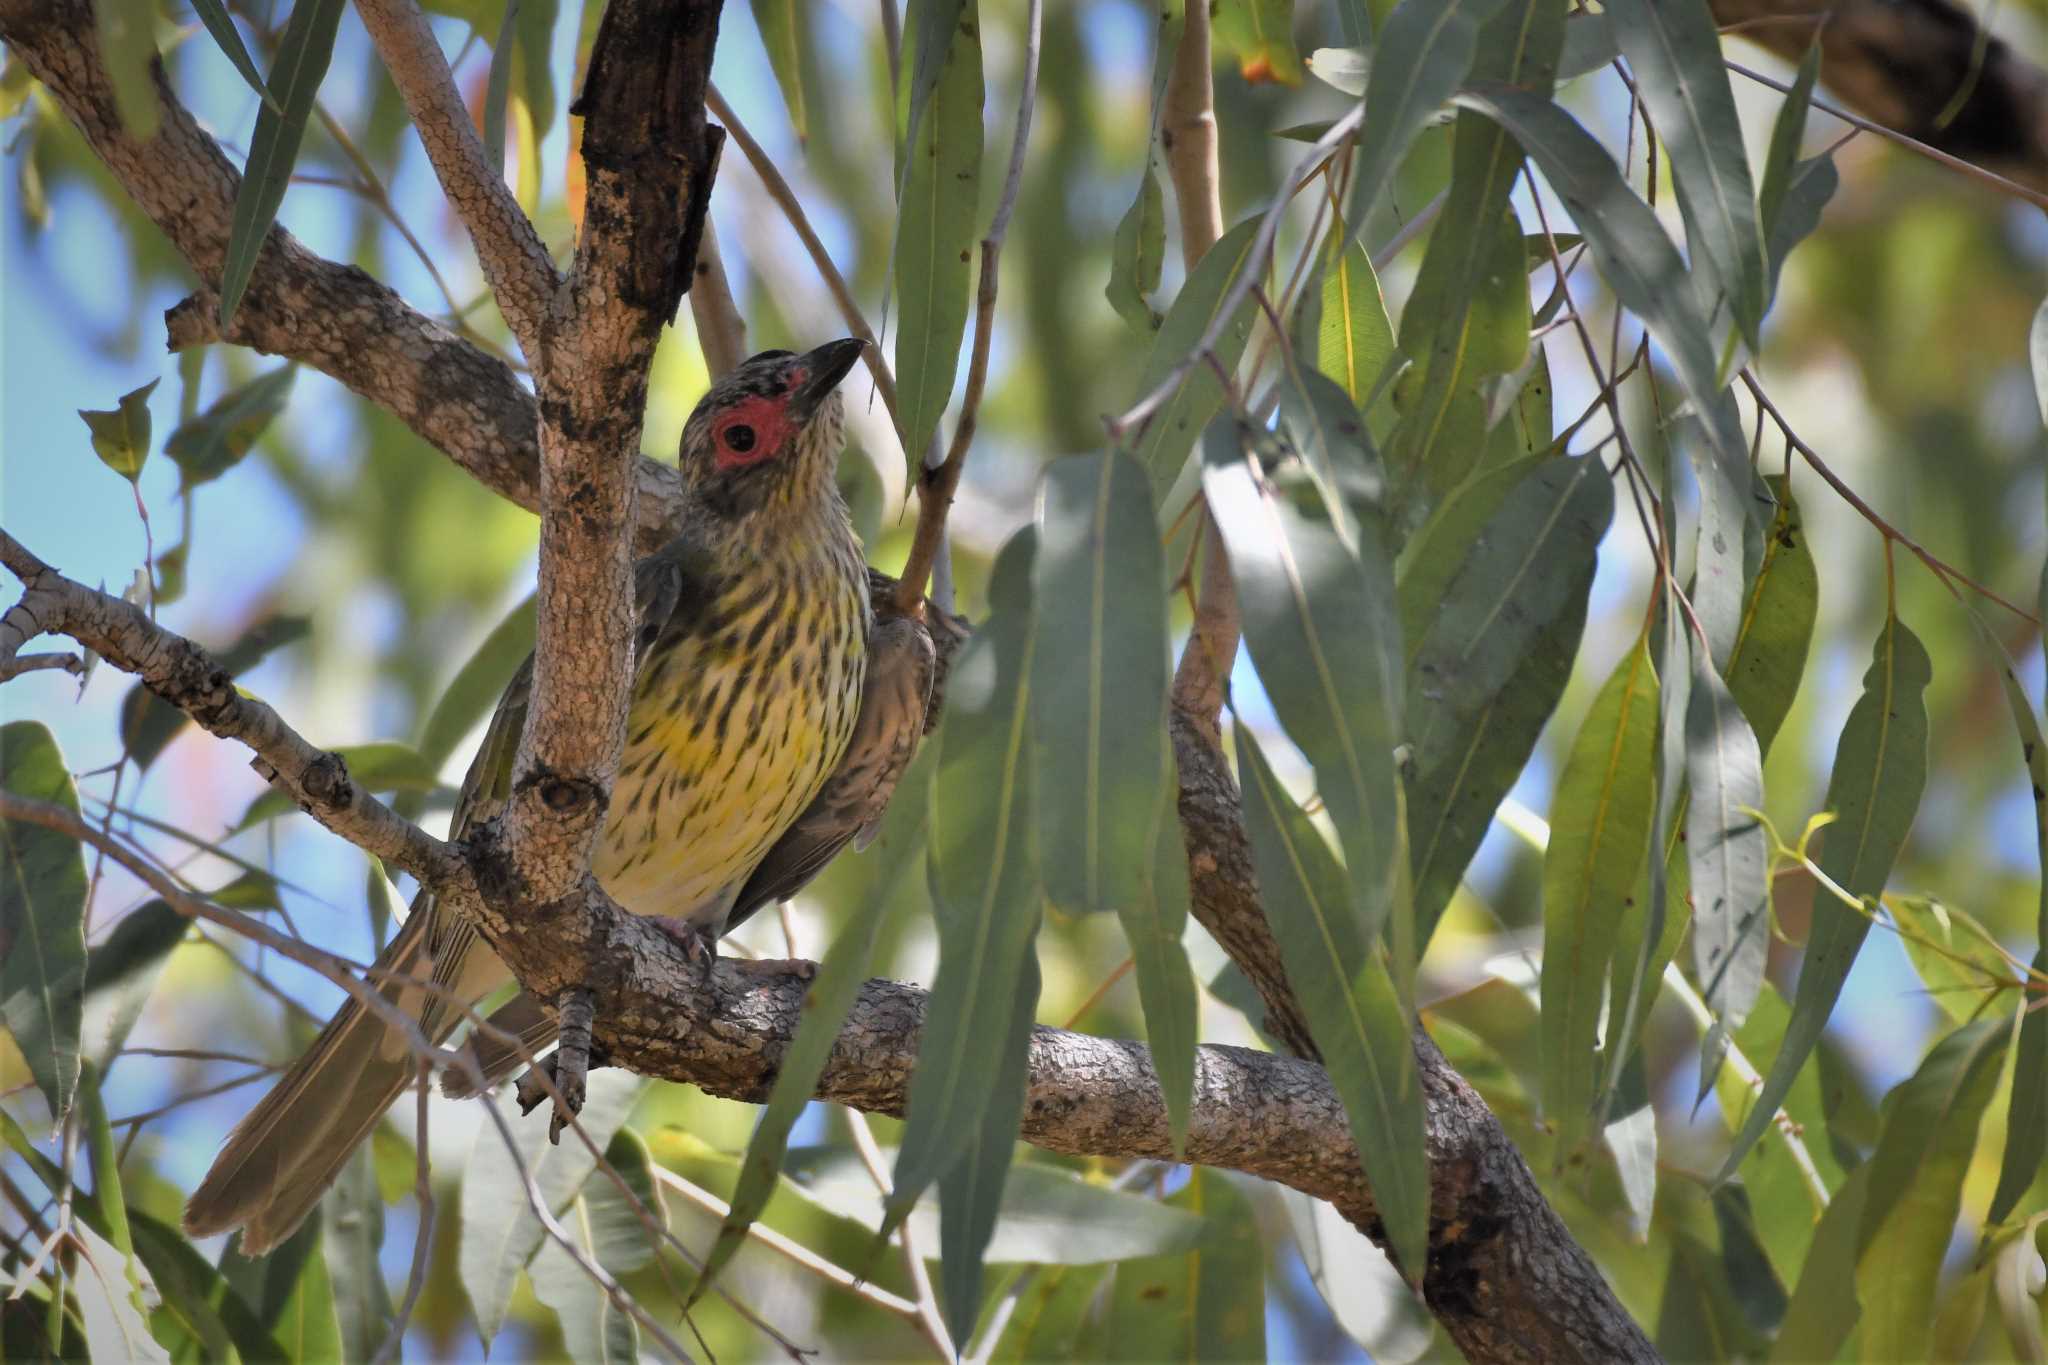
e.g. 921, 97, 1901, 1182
724, 424, 757, 453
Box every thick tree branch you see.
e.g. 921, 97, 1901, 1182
353, 0, 559, 355
501, 0, 724, 905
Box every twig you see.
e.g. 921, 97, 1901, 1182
352, 0, 558, 355
891, 0, 1041, 616
1726, 59, 2048, 213
0, 652, 83, 681
689, 226, 748, 379
1739, 371, 2039, 623
707, 83, 902, 435
1161, 0, 1221, 263
845, 1109, 954, 1358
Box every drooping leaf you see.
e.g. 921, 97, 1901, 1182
78, 899, 187, 1065
416, 592, 537, 778
1129, 218, 1262, 494
530, 1127, 665, 1365
1274, 363, 1384, 553
1235, 725, 1428, 1280
689, 743, 935, 1306
1393, 454, 1538, 652
1031, 451, 1170, 913
1541, 637, 1658, 1153
988, 1264, 1111, 1362
893, 0, 984, 469
1718, 614, 1930, 1178
1120, 753, 1200, 1155
512, 0, 558, 142
1764, 153, 1838, 291
750, 0, 809, 140
321, 1144, 388, 1363
1281, 1187, 1435, 1361
1853, 1020, 2010, 1363
1315, 233, 1398, 436
94, 0, 161, 141
1454, 86, 1750, 480
1758, 44, 1820, 272
1685, 647, 1771, 1090
1343, 0, 1514, 240
1384, 1, 1559, 506
219, 0, 348, 326
888, 531, 1042, 1230
1406, 455, 1611, 938
1107, 164, 1168, 333
163, 364, 295, 489
187, 0, 279, 112
1682, 396, 1765, 671
217, 1209, 336, 1361
1204, 418, 1407, 954
1608, 0, 1769, 350
1557, 9, 1617, 82
128, 1210, 285, 1364
483, 0, 519, 171
1982, 622, 2048, 1226
938, 951, 1039, 1346
460, 1071, 644, 1348
1213, 0, 1304, 85
1104, 1170, 1265, 1360
0, 720, 88, 1120
1724, 475, 1818, 753
79, 378, 159, 484
71, 1219, 170, 1365
2032, 294, 2048, 429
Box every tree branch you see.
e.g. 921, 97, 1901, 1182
354, 0, 559, 355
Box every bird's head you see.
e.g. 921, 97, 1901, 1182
678, 338, 868, 521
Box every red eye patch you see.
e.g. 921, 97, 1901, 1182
712, 394, 793, 470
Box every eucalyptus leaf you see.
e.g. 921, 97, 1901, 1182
79, 379, 159, 484
1, 720, 88, 1121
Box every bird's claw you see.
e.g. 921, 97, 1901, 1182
650, 915, 721, 985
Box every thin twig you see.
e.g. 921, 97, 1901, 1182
0, 651, 83, 680
689, 226, 748, 380
1739, 371, 2039, 623
372, 1064, 435, 1365
844, 1110, 954, 1358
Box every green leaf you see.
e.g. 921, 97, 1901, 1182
1343, 0, 1514, 238
512, 0, 558, 143
1315, 234, 1398, 436
893, 0, 984, 469
1758, 44, 1820, 277
76, 900, 185, 1064
1764, 153, 1838, 291
531, 1128, 665, 1364
1982, 622, 2048, 1226
1281, 1186, 1435, 1360
1, 720, 88, 1121
187, 0, 279, 113
939, 950, 1039, 1345
1273, 366, 1383, 564
1213, 0, 1304, 85
1893, 896, 2014, 1024
1123, 759, 1200, 1156
1608, 0, 1769, 350
163, 364, 294, 489
128, 1210, 285, 1364
1406, 455, 1611, 938
72, 1220, 170, 1364
214, 1214, 328, 1361
750, 0, 810, 140
1724, 475, 1818, 753
1107, 164, 1167, 333
1682, 396, 1764, 670
321, 1145, 387, 1363
1305, 45, 1367, 96
1685, 646, 1770, 1089
1384, 1, 1559, 505
94, 0, 161, 141
687, 744, 934, 1307
416, 592, 537, 777
1394, 454, 1538, 653
1853, 1020, 2009, 1363
2031, 294, 2048, 430
236, 741, 442, 829
1204, 418, 1407, 955
889, 531, 1042, 1229
1718, 614, 1930, 1179
219, 0, 347, 326
988, 1264, 1111, 1362
1557, 10, 1617, 82
460, 1071, 644, 1348
1104, 1170, 1265, 1360
1129, 218, 1262, 494
79, 378, 159, 484
1541, 638, 1658, 1153
1235, 725, 1428, 1280
1454, 85, 1749, 480
1030, 452, 1170, 913
483, 0, 519, 171
118, 614, 311, 771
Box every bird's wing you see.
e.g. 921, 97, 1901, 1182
725, 612, 936, 932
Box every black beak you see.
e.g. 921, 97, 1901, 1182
789, 337, 867, 424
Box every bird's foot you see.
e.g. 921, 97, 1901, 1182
518, 986, 595, 1144
648, 915, 720, 985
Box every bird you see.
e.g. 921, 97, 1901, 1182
184, 338, 919, 1254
